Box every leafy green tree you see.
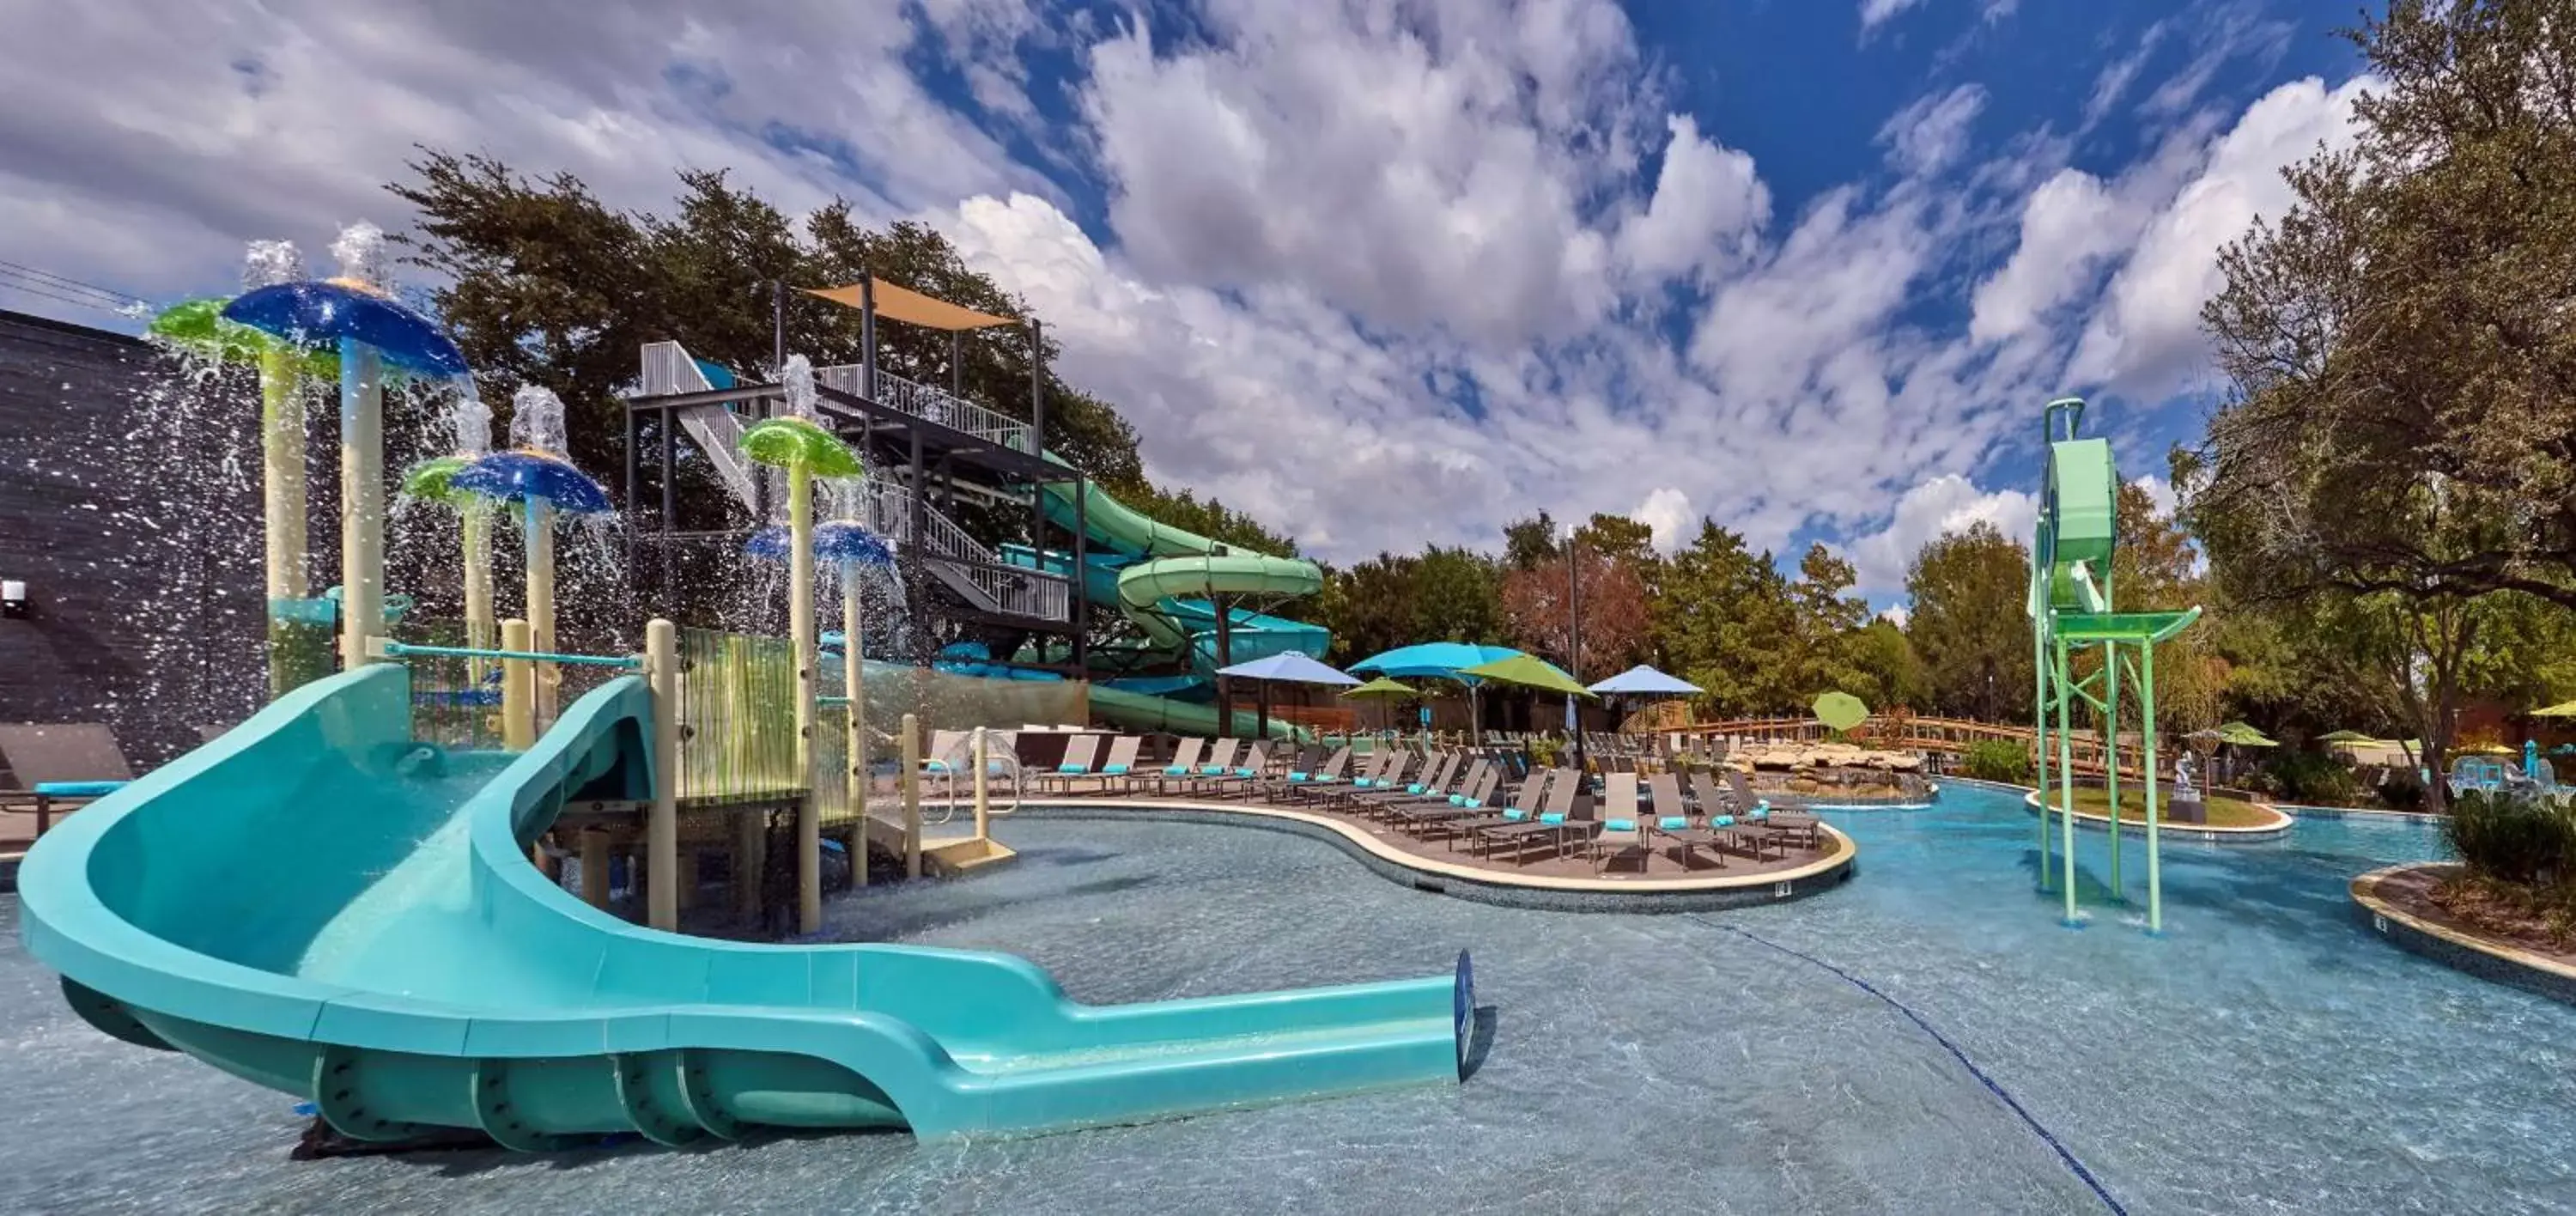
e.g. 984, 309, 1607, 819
1412, 546, 1505, 646
1655, 519, 1796, 716
1848, 618, 1931, 712
1903, 522, 2032, 722
1787, 544, 1870, 698
1117, 483, 1297, 557
1502, 512, 1559, 571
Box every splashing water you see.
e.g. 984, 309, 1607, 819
242, 240, 303, 290
331, 221, 392, 291
450, 389, 491, 457
510, 385, 568, 457
781, 354, 817, 422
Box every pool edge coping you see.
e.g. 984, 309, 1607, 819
2350, 862, 2576, 1007
1002, 797, 1857, 914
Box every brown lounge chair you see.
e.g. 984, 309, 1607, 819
1698, 769, 1789, 862
1027, 733, 1105, 795
1148, 738, 1208, 796
1350, 754, 1461, 818
1651, 772, 1730, 870
0, 723, 138, 838
1279, 746, 1353, 803
1468, 769, 1584, 862
1382, 765, 1500, 827
1588, 773, 1650, 875
1418, 769, 1548, 844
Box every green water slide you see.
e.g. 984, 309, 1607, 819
15, 665, 1469, 1147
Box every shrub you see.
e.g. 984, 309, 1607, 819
2260, 751, 2360, 806
1962, 739, 2033, 785
2445, 790, 2576, 888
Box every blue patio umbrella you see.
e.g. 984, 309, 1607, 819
221, 279, 471, 379
1349, 642, 1525, 741
1217, 650, 1357, 739
1585, 664, 1703, 696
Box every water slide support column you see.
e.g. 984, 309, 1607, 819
2105, 639, 2123, 898
338, 339, 385, 670
2033, 595, 2051, 891
647, 618, 679, 931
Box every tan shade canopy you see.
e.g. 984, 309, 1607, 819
802, 280, 1018, 331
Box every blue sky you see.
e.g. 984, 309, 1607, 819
0, 0, 2372, 609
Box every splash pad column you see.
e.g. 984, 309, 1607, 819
525, 498, 557, 725
789, 464, 821, 933
843, 563, 868, 890
339, 340, 386, 668
258, 340, 312, 694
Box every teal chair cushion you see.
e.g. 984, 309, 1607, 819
1464, 798, 1482, 809
1200, 764, 1226, 775
1405, 783, 1425, 794
1288, 772, 1310, 781
1101, 764, 1129, 775
1711, 815, 1735, 828
924, 760, 951, 773
1605, 818, 1637, 832
1658, 816, 1688, 831
33, 780, 124, 798
1539, 812, 1567, 825
1057, 763, 1087, 774
1448, 793, 1467, 806
1232, 767, 1254, 777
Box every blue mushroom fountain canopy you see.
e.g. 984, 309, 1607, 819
220, 279, 472, 380
747, 520, 896, 566
450, 451, 613, 515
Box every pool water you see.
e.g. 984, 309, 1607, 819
4, 784, 2572, 1213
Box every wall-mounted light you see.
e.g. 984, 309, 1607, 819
2, 580, 27, 618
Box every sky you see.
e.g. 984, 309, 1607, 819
0, 0, 2372, 611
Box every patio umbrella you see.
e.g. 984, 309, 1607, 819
1344, 675, 1419, 733
1586, 664, 1703, 696
1351, 642, 1525, 741
1814, 691, 1870, 733
2215, 721, 2277, 747
1461, 654, 1594, 764
2314, 729, 2374, 745
1218, 650, 1358, 739
2533, 699, 2576, 718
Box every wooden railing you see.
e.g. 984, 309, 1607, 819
1655, 714, 2154, 775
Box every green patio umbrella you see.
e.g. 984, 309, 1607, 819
2533, 699, 2576, 718
1460, 654, 1595, 763
1814, 691, 1870, 733
1344, 675, 1419, 733
2215, 721, 2277, 747
2314, 729, 2374, 748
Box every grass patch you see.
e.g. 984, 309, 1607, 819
2040, 784, 2277, 829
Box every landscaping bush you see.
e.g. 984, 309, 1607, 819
2260, 751, 2360, 806
1961, 739, 2033, 785
2444, 790, 2576, 888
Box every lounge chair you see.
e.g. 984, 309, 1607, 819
1194, 739, 1242, 789
0, 723, 137, 837
1422, 770, 1551, 844
1649, 772, 1728, 870
1350, 753, 1458, 818
1589, 773, 1650, 875
1309, 749, 1397, 810
1279, 746, 1353, 804
1080, 735, 1143, 794
1379, 763, 1497, 825
1467, 769, 1583, 860
1148, 738, 1207, 796
1322, 751, 1417, 811
1195, 743, 1272, 800
1027, 733, 1103, 795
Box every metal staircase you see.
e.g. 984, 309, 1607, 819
638, 342, 1069, 623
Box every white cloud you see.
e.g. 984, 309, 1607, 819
1846, 474, 2038, 594
2069, 75, 2372, 398
1879, 602, 1911, 628
1631, 488, 1694, 553
1614, 114, 1769, 284
1878, 84, 1988, 176
1859, 0, 1929, 35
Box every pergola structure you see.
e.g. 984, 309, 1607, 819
2029, 397, 2202, 933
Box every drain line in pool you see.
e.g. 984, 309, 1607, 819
1688, 917, 2127, 1216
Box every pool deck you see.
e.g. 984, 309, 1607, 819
2351, 862, 2576, 1007
986, 792, 1857, 913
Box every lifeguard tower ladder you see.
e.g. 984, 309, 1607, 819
2030, 398, 2202, 932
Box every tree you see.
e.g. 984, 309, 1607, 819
1655, 519, 1798, 716
2194, 0, 2576, 787
1501, 511, 1559, 571
1849, 617, 1932, 712
1117, 483, 1297, 557
1903, 522, 2032, 722
1412, 546, 1505, 646
1500, 547, 1649, 678
1786, 543, 1871, 699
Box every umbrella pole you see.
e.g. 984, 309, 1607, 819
843, 562, 867, 889
337, 337, 386, 670
259, 343, 313, 697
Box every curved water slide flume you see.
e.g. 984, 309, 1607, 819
1036, 469, 1331, 671
17, 666, 1469, 1148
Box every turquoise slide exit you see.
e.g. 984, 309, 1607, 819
16, 665, 1471, 1147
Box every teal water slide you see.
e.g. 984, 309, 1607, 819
16, 665, 1470, 1147
997, 461, 1333, 738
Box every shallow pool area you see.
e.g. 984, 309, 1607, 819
5, 783, 2573, 1214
